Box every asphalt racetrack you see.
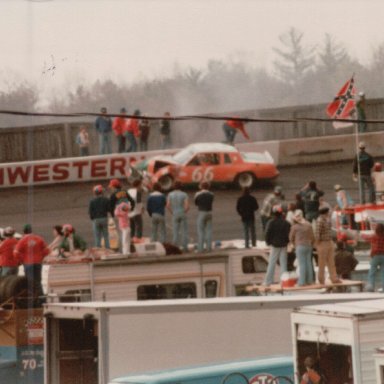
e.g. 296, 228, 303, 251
0, 160, 361, 246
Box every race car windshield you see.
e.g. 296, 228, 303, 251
172, 147, 194, 164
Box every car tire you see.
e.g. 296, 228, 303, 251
158, 175, 174, 191
236, 172, 256, 189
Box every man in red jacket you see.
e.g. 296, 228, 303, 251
0, 226, 19, 276
14, 224, 50, 298
222, 118, 250, 145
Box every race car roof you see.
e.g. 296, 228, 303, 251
184, 142, 238, 154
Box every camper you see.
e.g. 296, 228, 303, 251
44, 294, 381, 384
45, 245, 273, 302
291, 298, 384, 384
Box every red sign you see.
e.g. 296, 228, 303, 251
249, 373, 276, 384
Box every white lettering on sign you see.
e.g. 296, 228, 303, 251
249, 373, 276, 384
22, 359, 37, 370
191, 167, 214, 182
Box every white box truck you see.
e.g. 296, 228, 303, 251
291, 298, 384, 384
44, 294, 381, 384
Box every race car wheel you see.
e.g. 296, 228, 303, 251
236, 172, 255, 189
158, 175, 174, 191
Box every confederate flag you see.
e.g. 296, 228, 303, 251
326, 77, 357, 129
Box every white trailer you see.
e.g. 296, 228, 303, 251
291, 298, 384, 384
44, 294, 381, 384
45, 247, 273, 302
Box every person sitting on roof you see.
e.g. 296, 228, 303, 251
59, 224, 87, 255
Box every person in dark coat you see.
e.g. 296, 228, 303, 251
89, 184, 111, 248
263, 206, 291, 286
236, 187, 259, 248
352, 141, 375, 204
334, 241, 358, 279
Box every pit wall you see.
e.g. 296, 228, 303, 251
0, 131, 382, 188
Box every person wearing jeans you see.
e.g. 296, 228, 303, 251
236, 187, 259, 248
364, 223, 384, 291
263, 206, 291, 286
147, 183, 167, 243
89, 185, 110, 249
94, 107, 112, 155
289, 210, 315, 286
194, 182, 214, 253
167, 181, 189, 252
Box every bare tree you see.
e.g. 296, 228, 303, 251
318, 34, 349, 72
273, 27, 316, 85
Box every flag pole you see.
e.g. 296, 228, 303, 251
354, 117, 362, 204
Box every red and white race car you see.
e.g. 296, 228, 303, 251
137, 143, 279, 191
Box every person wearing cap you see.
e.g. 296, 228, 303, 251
300, 181, 324, 222
13, 224, 50, 298
194, 181, 214, 253
95, 106, 112, 155
260, 186, 285, 231
109, 179, 135, 218
236, 187, 259, 248
315, 207, 341, 285
289, 210, 315, 286
372, 162, 384, 202
112, 107, 128, 153
125, 109, 141, 152
356, 92, 367, 133
263, 205, 291, 286
59, 224, 87, 253
167, 181, 190, 252
353, 141, 375, 204
0, 226, 19, 276
89, 185, 111, 249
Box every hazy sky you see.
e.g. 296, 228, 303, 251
1, 0, 384, 94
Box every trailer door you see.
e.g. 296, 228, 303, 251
46, 317, 98, 384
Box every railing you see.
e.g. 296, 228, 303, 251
0, 98, 383, 163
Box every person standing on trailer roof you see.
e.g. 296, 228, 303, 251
263, 205, 291, 287
147, 182, 167, 243
314, 207, 341, 285
167, 181, 190, 252
194, 181, 214, 253
300, 181, 324, 223
89, 185, 111, 249
236, 187, 259, 248
260, 186, 285, 231
109, 178, 135, 218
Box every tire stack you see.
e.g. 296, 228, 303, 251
0, 276, 30, 308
